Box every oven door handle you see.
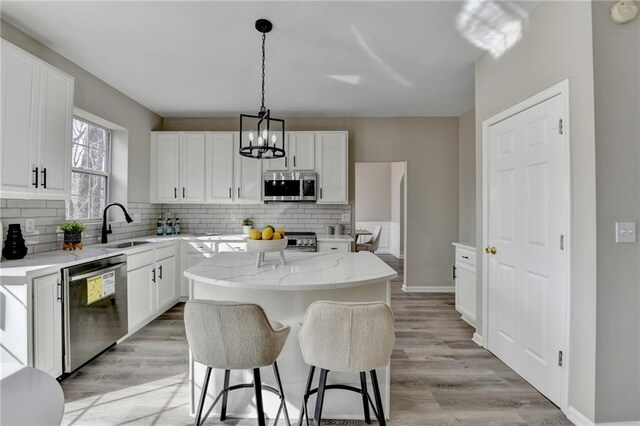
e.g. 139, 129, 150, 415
69, 262, 127, 282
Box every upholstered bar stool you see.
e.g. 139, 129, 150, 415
184, 300, 291, 426
298, 301, 395, 426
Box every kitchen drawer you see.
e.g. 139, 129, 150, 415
318, 241, 350, 253
155, 243, 176, 261
127, 249, 155, 271
455, 247, 476, 266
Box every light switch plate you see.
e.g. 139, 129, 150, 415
341, 213, 351, 222
25, 219, 36, 234
615, 222, 636, 243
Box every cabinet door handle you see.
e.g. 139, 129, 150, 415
56, 280, 61, 301
229, 187, 232, 199
453, 265, 457, 280
293, 156, 296, 167
320, 188, 323, 199
159, 265, 163, 279
462, 255, 469, 259
41, 168, 47, 188
183, 187, 186, 198
237, 187, 240, 198
32, 167, 39, 188
285, 157, 288, 168
331, 247, 337, 250
174, 188, 177, 198
152, 268, 156, 283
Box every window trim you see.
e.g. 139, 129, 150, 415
68, 116, 113, 221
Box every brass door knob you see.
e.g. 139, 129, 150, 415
485, 246, 497, 255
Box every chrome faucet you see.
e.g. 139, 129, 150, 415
101, 203, 133, 244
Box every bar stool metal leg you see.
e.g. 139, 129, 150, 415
298, 366, 316, 426
359, 372, 371, 424
369, 369, 386, 426
312, 369, 329, 426
273, 361, 292, 426
253, 368, 266, 426
194, 366, 212, 426
220, 369, 230, 421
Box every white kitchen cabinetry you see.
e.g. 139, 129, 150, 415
126, 243, 178, 333
205, 132, 235, 203
150, 132, 206, 203
32, 272, 62, 378
317, 241, 351, 253
316, 131, 349, 204
453, 243, 476, 327
263, 132, 316, 172
1, 40, 73, 199
234, 136, 262, 203
263, 133, 288, 171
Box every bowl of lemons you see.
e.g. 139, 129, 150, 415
246, 226, 287, 267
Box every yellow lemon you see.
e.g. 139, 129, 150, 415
262, 228, 273, 240
249, 229, 262, 240
276, 228, 285, 237
272, 232, 281, 240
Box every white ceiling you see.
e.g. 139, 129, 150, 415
1, 1, 536, 117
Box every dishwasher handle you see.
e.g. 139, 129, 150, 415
68, 262, 127, 282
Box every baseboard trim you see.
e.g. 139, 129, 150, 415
472, 332, 483, 347
562, 407, 639, 426
401, 285, 454, 293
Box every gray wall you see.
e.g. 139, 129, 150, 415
0, 20, 162, 203
474, 1, 597, 419
163, 117, 459, 289
458, 108, 475, 244
592, 1, 640, 422
355, 163, 391, 222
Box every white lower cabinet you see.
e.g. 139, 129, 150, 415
317, 241, 352, 253
453, 244, 477, 327
126, 244, 178, 333
32, 272, 62, 378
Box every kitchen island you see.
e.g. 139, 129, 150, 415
184, 251, 397, 422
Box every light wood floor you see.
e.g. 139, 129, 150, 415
61, 255, 570, 425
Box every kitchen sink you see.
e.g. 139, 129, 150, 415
106, 241, 150, 249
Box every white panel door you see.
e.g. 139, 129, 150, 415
180, 133, 206, 202
487, 94, 566, 406
152, 132, 180, 203
234, 135, 262, 203
290, 131, 315, 170
205, 132, 234, 203
156, 257, 176, 309
127, 264, 155, 331
1, 41, 39, 196
33, 273, 62, 378
316, 132, 348, 204
37, 63, 73, 197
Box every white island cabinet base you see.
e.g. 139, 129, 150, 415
185, 251, 397, 421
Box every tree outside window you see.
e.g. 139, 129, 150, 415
67, 117, 110, 220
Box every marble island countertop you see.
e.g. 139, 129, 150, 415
184, 251, 397, 291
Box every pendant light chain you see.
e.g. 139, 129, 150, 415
261, 31, 266, 113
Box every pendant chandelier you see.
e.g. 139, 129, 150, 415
239, 19, 285, 160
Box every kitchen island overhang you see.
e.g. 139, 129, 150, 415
184, 251, 397, 421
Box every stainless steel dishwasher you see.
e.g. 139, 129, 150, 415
62, 254, 128, 373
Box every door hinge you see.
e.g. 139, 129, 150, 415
560, 234, 565, 251
558, 350, 563, 366
558, 118, 564, 135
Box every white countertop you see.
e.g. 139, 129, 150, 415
184, 251, 397, 291
452, 242, 476, 250
316, 234, 354, 242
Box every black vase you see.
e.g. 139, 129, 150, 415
2, 223, 28, 260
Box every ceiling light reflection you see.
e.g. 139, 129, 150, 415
328, 74, 361, 85
456, 0, 528, 58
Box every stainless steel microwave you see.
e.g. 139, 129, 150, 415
263, 172, 317, 202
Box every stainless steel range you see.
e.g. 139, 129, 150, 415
284, 232, 317, 252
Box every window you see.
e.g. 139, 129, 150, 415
67, 117, 111, 220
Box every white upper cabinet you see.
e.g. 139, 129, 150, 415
151, 132, 180, 202
316, 131, 349, 204
263, 133, 288, 171
1, 40, 73, 199
180, 132, 206, 202
205, 132, 235, 203
151, 132, 206, 203
290, 131, 316, 171
234, 135, 263, 203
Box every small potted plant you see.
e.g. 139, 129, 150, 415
241, 218, 253, 235
59, 221, 86, 251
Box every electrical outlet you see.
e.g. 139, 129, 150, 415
341, 213, 351, 222
25, 219, 36, 234
133, 213, 141, 223
615, 222, 636, 243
